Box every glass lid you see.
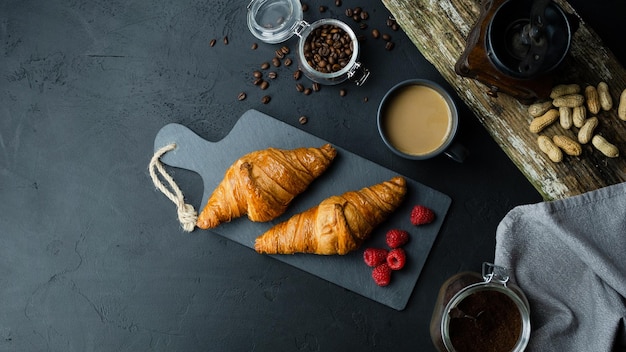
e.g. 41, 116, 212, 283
247, 0, 303, 44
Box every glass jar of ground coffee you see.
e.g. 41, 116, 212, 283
430, 263, 531, 352
246, 0, 370, 85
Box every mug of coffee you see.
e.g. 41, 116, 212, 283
377, 79, 468, 162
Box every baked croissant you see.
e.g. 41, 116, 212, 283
254, 176, 407, 255
196, 144, 337, 229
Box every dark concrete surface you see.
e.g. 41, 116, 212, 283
0, 0, 623, 351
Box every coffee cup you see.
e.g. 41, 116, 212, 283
377, 79, 468, 162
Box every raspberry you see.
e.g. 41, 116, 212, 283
410, 205, 435, 226
386, 248, 406, 270
385, 229, 409, 248
372, 263, 392, 286
363, 248, 389, 267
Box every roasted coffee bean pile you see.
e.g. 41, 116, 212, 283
303, 24, 353, 74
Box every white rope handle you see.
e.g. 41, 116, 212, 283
148, 143, 198, 232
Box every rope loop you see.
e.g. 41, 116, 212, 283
148, 143, 198, 232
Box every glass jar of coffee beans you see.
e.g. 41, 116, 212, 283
296, 18, 369, 85
247, 0, 369, 86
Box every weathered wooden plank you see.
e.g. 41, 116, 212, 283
383, 0, 626, 200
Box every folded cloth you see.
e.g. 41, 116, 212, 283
494, 182, 626, 352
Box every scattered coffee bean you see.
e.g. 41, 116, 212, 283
372, 29, 380, 39
267, 71, 277, 79
392, 23, 399, 31
237, 92, 246, 101
360, 11, 369, 20
210, 39, 216, 47
339, 88, 347, 97
223, 36, 229, 45
299, 116, 308, 124
302, 3, 308, 12
303, 88, 312, 95
261, 62, 270, 70
293, 69, 302, 80
275, 49, 285, 59
253, 78, 263, 85
319, 5, 326, 12
312, 82, 320, 92
272, 57, 281, 67
359, 22, 368, 30
253, 71, 262, 79
385, 41, 395, 51
260, 80, 269, 90
335, 0, 342, 6
353, 7, 361, 15
284, 58, 293, 66
261, 95, 271, 104
363, 96, 368, 102
382, 33, 392, 41
303, 24, 353, 74
280, 46, 290, 55
386, 17, 394, 27
345, 8, 353, 17
251, 42, 258, 50
296, 83, 304, 92
352, 14, 360, 22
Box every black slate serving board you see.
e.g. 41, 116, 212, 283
153, 109, 451, 310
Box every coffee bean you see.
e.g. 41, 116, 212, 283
385, 41, 395, 51
296, 83, 304, 92
335, 0, 342, 6
260, 80, 269, 90
237, 92, 246, 101
353, 7, 361, 15
280, 46, 290, 55
261, 62, 270, 70
319, 5, 326, 12
293, 69, 302, 80
359, 22, 368, 30
339, 88, 347, 97
382, 33, 391, 41
272, 57, 281, 67
352, 14, 360, 22
253, 78, 263, 85
251, 42, 258, 50
345, 8, 353, 17
312, 82, 320, 92
275, 49, 285, 59
303, 24, 354, 74
360, 11, 369, 20
299, 116, 308, 124
372, 29, 380, 39
253, 71, 262, 78
303, 88, 312, 95
223, 36, 229, 45
210, 39, 216, 47
261, 95, 271, 104
302, 3, 308, 12
363, 96, 368, 102
284, 58, 293, 66
392, 23, 399, 31
267, 71, 277, 79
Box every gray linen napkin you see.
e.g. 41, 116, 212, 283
494, 182, 626, 352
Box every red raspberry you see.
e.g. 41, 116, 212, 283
385, 229, 409, 248
372, 263, 392, 287
386, 248, 406, 270
410, 205, 435, 226
363, 248, 389, 267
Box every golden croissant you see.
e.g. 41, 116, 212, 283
254, 176, 407, 255
196, 144, 337, 229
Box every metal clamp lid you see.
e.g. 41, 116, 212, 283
482, 262, 510, 286
347, 62, 370, 86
